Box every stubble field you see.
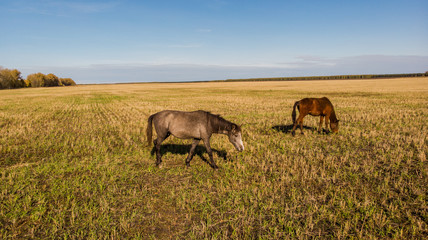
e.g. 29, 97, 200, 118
1, 77, 427, 239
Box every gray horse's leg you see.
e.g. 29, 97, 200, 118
202, 138, 218, 169
154, 131, 170, 167
186, 139, 200, 167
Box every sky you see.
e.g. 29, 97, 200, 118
1, 0, 427, 84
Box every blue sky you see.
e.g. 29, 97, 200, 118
1, 0, 427, 83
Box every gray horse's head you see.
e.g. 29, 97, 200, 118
228, 124, 244, 152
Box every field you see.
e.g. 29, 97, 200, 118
1, 77, 427, 239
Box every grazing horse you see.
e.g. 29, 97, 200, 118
146, 110, 244, 168
291, 97, 339, 136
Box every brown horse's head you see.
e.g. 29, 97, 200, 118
228, 124, 244, 152
330, 120, 339, 133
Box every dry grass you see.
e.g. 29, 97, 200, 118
1, 77, 427, 239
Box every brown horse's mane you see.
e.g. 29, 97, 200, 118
205, 111, 240, 133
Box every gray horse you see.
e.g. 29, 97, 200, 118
147, 110, 244, 168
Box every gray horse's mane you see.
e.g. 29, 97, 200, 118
205, 111, 240, 132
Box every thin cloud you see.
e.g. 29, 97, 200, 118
275, 56, 335, 68
332, 55, 428, 74
196, 29, 212, 33
60, 1, 120, 13
167, 44, 202, 48
19, 55, 428, 84
7, 0, 119, 16
295, 55, 327, 62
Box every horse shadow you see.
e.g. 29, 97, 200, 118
272, 124, 324, 134
150, 144, 229, 164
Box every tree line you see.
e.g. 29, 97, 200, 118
0, 67, 76, 89
225, 72, 428, 82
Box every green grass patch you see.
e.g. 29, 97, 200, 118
1, 80, 427, 239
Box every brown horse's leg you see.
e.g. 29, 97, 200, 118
291, 121, 298, 136
299, 118, 304, 134
319, 116, 324, 133
292, 114, 305, 136
186, 139, 200, 167
325, 114, 330, 133
202, 138, 218, 169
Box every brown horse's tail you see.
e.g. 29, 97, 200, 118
146, 114, 155, 146
292, 101, 299, 124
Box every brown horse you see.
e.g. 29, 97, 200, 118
147, 110, 244, 168
291, 97, 339, 136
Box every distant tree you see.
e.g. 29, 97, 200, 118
59, 78, 76, 86
1, 67, 76, 89
27, 73, 46, 87
24, 79, 31, 87
0, 66, 4, 89
0, 67, 24, 89
45, 73, 61, 87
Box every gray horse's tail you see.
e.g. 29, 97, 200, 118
292, 101, 299, 124
146, 114, 155, 146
